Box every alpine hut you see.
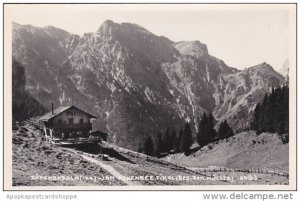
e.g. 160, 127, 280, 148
39, 104, 97, 143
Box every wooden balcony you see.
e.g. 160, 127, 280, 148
53, 123, 92, 129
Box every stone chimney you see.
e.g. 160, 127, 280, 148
51, 102, 54, 114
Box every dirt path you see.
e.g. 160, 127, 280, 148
80, 154, 137, 186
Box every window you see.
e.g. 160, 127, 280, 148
58, 119, 62, 125
68, 111, 74, 118
79, 119, 84, 124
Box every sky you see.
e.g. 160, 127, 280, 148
8, 4, 294, 71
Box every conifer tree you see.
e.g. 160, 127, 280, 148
173, 129, 180, 153
197, 113, 216, 146
218, 120, 234, 139
251, 103, 261, 131
179, 122, 193, 153
143, 137, 154, 156
155, 133, 163, 156
250, 86, 289, 143
208, 113, 217, 139
197, 112, 209, 146
163, 128, 172, 152
170, 130, 176, 152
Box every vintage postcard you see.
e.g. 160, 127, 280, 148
3, 3, 297, 190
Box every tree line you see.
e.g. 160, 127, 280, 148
140, 113, 234, 157
250, 86, 289, 143
139, 86, 289, 156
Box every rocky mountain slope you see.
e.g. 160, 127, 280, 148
12, 20, 285, 150
279, 59, 289, 84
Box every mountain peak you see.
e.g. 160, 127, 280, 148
12, 21, 20, 26
103, 19, 115, 25
174, 40, 209, 58
12, 22, 39, 32
101, 19, 116, 29
97, 19, 152, 36
12, 22, 22, 30
245, 62, 284, 79
248, 62, 273, 70
279, 58, 289, 77
12, 21, 286, 151
96, 19, 117, 34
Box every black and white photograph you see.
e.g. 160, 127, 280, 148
3, 3, 296, 190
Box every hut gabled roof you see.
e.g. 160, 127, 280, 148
39, 105, 97, 122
